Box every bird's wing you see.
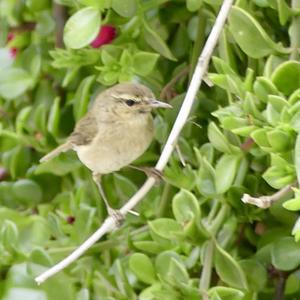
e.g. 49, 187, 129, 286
68, 112, 98, 146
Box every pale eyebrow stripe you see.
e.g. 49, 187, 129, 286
111, 93, 141, 102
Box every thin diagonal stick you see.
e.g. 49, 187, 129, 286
35, 0, 234, 285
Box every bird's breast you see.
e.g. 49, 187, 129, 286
74, 114, 154, 174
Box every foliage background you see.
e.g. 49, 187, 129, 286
1, 0, 300, 299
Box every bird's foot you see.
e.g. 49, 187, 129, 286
135, 166, 163, 185
107, 207, 124, 227
145, 167, 163, 184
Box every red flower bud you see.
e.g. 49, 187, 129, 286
7, 32, 15, 42
6, 32, 18, 58
66, 215, 75, 224
90, 25, 117, 48
0, 167, 8, 181
9, 47, 18, 58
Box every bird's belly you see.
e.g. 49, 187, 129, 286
75, 119, 153, 174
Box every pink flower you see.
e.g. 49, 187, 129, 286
90, 25, 117, 48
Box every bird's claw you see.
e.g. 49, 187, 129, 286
141, 167, 163, 185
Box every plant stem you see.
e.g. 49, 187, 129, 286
207, 199, 220, 224
274, 276, 286, 300
199, 240, 214, 292
209, 204, 229, 236
290, 0, 300, 59
242, 184, 295, 209
53, 3, 67, 48
189, 8, 207, 81
160, 66, 190, 101
156, 183, 172, 217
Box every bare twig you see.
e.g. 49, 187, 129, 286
240, 137, 255, 152
35, 0, 234, 284
160, 66, 190, 101
53, 3, 68, 48
274, 272, 288, 300
241, 184, 294, 209
11, 22, 36, 32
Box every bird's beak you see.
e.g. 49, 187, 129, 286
147, 99, 172, 109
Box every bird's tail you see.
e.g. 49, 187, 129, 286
40, 142, 72, 163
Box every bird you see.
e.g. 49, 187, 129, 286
40, 82, 171, 221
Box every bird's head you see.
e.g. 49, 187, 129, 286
96, 83, 171, 120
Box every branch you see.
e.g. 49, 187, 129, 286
241, 184, 294, 209
35, 0, 234, 284
160, 65, 190, 101
53, 3, 68, 48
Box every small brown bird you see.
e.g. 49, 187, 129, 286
40, 82, 171, 219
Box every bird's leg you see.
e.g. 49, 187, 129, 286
128, 165, 163, 185
92, 173, 124, 227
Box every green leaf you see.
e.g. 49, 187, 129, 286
143, 21, 176, 61
208, 287, 245, 300
214, 243, 248, 290
295, 133, 300, 184
113, 173, 137, 201
186, 0, 203, 12
148, 218, 181, 240
15, 106, 32, 134
155, 251, 184, 280
208, 122, 233, 153
26, 0, 49, 12
168, 258, 189, 284
29, 247, 52, 266
0, 68, 32, 99
79, 0, 111, 9
129, 253, 156, 284
272, 61, 300, 96
73, 75, 95, 121
263, 154, 295, 188
251, 128, 271, 150
240, 259, 267, 291
12, 179, 42, 205
283, 197, 300, 211
63, 7, 101, 49
228, 6, 288, 58
277, 0, 291, 25
133, 52, 159, 76
267, 129, 293, 152
47, 97, 61, 137
111, 0, 137, 18
21, 46, 42, 80
208, 74, 244, 97
197, 157, 216, 196
253, 77, 279, 103
133, 241, 164, 254
112, 0, 137, 17
35, 152, 81, 176
0, 220, 18, 250
271, 237, 300, 271
76, 289, 89, 300
172, 189, 200, 223
2, 288, 47, 300
266, 95, 289, 126
215, 154, 240, 194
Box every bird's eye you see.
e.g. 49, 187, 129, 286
125, 100, 135, 107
